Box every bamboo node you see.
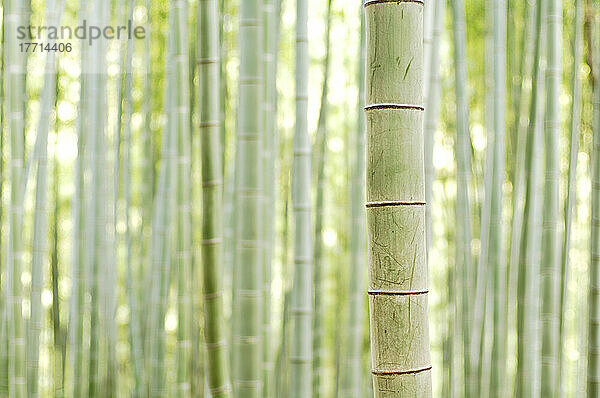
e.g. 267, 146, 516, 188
371, 365, 432, 375
365, 103, 424, 111
364, 0, 424, 6
368, 289, 428, 296
366, 200, 426, 208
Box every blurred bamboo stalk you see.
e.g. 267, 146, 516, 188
312, 1, 332, 396
197, 0, 232, 394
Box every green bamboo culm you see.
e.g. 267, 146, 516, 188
86, 1, 110, 395
172, 1, 193, 396
120, 1, 145, 396
588, 8, 600, 395
262, 0, 279, 393
540, 0, 562, 392
197, 0, 233, 394
341, 9, 366, 397
490, 0, 507, 394
516, 0, 546, 395
423, 0, 444, 261
312, 1, 332, 396
68, 0, 90, 395
289, 0, 312, 394
148, 13, 177, 395
234, 0, 264, 394
27, 0, 65, 395
559, 0, 583, 393
5, 0, 27, 395
364, 0, 431, 396
450, 0, 474, 394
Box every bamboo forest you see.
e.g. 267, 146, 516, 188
0, 0, 600, 396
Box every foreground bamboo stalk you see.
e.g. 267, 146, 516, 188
365, 1, 431, 396
198, 0, 232, 394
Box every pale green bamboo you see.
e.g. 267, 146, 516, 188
86, 2, 110, 395
50, 152, 65, 398
588, 10, 600, 395
68, 2, 89, 394
506, 5, 536, 393
450, 0, 474, 393
424, 0, 445, 262
234, 0, 264, 394
289, 0, 312, 395
138, 0, 154, 358
0, 11, 5, 395
540, 0, 562, 392
172, 1, 193, 396
312, 1, 332, 396
516, 0, 546, 395
490, 0, 507, 395
342, 9, 366, 397
5, 0, 27, 395
559, 0, 583, 393
471, 1, 495, 393
27, 1, 64, 395
121, 0, 144, 395
148, 19, 177, 396
365, 1, 431, 396
197, 0, 232, 394
262, 0, 279, 392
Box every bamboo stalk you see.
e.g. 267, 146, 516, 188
172, 1, 193, 396
289, 0, 312, 394
312, 1, 332, 396
558, 0, 583, 394
516, 0, 546, 395
588, 6, 600, 395
234, 0, 264, 395
5, 0, 27, 394
27, 0, 64, 395
539, 0, 562, 392
197, 0, 232, 394
262, 0, 279, 392
365, 1, 431, 396
450, 0, 475, 393
68, 1, 90, 395
342, 8, 366, 396
490, 0, 507, 394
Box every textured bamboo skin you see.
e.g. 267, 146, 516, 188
235, 0, 264, 395
365, 2, 431, 397
198, 0, 232, 394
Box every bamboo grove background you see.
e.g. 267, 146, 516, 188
0, 0, 598, 396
